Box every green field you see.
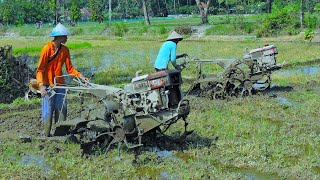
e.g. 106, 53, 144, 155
0, 16, 319, 179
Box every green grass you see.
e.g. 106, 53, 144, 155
0, 16, 319, 179
1, 54, 320, 179
2, 36, 320, 85
12, 42, 92, 54
1, 72, 319, 179
0, 97, 40, 109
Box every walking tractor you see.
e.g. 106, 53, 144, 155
187, 44, 283, 99
49, 69, 191, 154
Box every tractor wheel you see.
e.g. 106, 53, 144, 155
253, 75, 271, 91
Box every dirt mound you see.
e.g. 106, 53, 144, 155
0, 45, 35, 103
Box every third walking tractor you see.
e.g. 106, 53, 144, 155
185, 44, 283, 99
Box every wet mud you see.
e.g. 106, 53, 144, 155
1, 63, 318, 140
0, 105, 42, 137
0, 63, 319, 179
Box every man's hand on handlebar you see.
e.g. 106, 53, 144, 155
177, 53, 188, 59
80, 75, 89, 82
175, 61, 188, 71
39, 85, 47, 97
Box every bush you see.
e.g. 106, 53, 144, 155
304, 13, 318, 29
220, 15, 231, 24
243, 22, 254, 34
231, 15, 244, 30
256, 3, 300, 37
111, 22, 129, 37
304, 28, 314, 41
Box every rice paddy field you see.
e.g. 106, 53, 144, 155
0, 16, 319, 179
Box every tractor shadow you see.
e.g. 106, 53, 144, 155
262, 85, 294, 95
132, 130, 215, 155
131, 131, 216, 165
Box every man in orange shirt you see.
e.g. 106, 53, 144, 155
36, 23, 87, 137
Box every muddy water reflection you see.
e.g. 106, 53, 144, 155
277, 65, 320, 75
19, 154, 50, 173
160, 171, 175, 180
276, 97, 298, 106
148, 146, 176, 159
235, 169, 278, 180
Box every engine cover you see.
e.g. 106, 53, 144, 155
244, 45, 278, 66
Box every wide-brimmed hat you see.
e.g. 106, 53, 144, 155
166, 31, 183, 41
49, 23, 71, 37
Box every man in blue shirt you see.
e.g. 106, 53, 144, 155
154, 31, 188, 71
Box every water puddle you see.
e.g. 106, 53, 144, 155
235, 169, 278, 180
147, 146, 196, 163
19, 154, 50, 173
276, 97, 295, 106
277, 65, 320, 75
160, 171, 175, 180
147, 146, 176, 159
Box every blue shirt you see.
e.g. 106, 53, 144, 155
154, 41, 177, 69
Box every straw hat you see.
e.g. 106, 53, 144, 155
166, 31, 183, 41
49, 23, 71, 37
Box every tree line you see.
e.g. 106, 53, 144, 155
0, 0, 319, 25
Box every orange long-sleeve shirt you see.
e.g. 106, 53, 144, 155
36, 41, 82, 87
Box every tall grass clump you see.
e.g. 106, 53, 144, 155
111, 22, 129, 37
158, 25, 167, 35
304, 28, 314, 41
71, 27, 84, 36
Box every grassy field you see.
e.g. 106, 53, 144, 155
0, 16, 320, 179
1, 32, 320, 85
1, 70, 319, 179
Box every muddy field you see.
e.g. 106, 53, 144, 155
0, 64, 320, 179
0, 104, 42, 137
